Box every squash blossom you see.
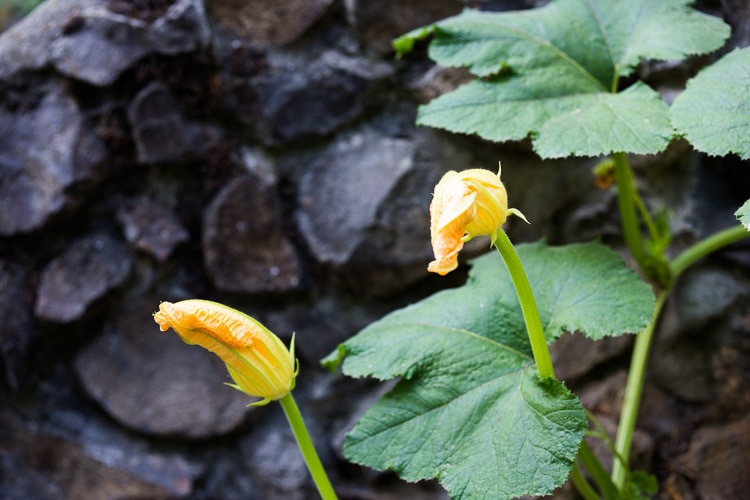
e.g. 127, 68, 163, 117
154, 299, 296, 405
428, 165, 526, 275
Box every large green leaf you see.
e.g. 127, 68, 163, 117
418, 78, 673, 158
396, 0, 730, 158
324, 240, 655, 498
671, 47, 750, 159
737, 199, 750, 231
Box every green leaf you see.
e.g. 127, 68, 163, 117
671, 47, 750, 159
736, 199, 750, 231
323, 240, 655, 498
418, 78, 673, 158
398, 0, 729, 158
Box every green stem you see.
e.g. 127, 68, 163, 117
578, 441, 620, 500
279, 394, 338, 500
633, 190, 660, 243
613, 152, 646, 267
494, 229, 555, 379
670, 224, 749, 277
570, 462, 600, 500
611, 291, 668, 489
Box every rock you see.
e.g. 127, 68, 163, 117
0, 411, 190, 499
0, 0, 91, 78
240, 409, 318, 499
51, 8, 155, 86
142, 0, 211, 55
128, 82, 217, 164
35, 235, 132, 323
297, 128, 476, 295
672, 414, 750, 499
0, 262, 35, 391
117, 197, 190, 262
650, 336, 715, 403
4, 364, 203, 496
203, 174, 303, 293
251, 51, 393, 144
0, 0, 210, 86
264, 293, 392, 363
74, 299, 251, 438
672, 267, 747, 333
345, 0, 462, 54
208, 0, 335, 47
550, 332, 632, 382
298, 132, 414, 266
406, 64, 473, 105
0, 84, 107, 235
650, 268, 749, 403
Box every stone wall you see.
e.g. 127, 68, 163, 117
1, 0, 749, 498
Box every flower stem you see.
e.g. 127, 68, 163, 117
670, 224, 749, 277
494, 229, 555, 379
279, 394, 338, 500
611, 290, 668, 489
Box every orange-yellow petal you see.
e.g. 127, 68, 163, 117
460, 168, 508, 237
428, 171, 477, 275
154, 299, 295, 401
427, 167, 512, 275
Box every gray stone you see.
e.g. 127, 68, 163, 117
673, 267, 747, 333
240, 412, 316, 500
297, 132, 415, 266
116, 197, 189, 262
253, 51, 393, 144
0, 0, 94, 78
74, 299, 252, 438
0, 411, 192, 498
0, 0, 210, 86
673, 414, 750, 499
128, 82, 217, 164
297, 128, 477, 294
345, 0, 462, 54
5, 364, 202, 496
203, 174, 303, 293
264, 293, 393, 363
50, 8, 154, 87
208, 0, 334, 47
0, 84, 107, 235
0, 262, 35, 391
147, 0, 212, 55
550, 332, 632, 382
34, 235, 132, 323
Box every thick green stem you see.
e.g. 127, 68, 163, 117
611, 225, 749, 489
613, 152, 646, 267
611, 291, 668, 489
279, 394, 338, 500
494, 229, 555, 379
670, 224, 749, 276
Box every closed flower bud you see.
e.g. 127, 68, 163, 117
154, 299, 296, 404
428, 165, 525, 276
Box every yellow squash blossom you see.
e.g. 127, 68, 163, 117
428, 165, 526, 275
154, 299, 296, 405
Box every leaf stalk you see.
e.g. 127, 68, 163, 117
670, 224, 749, 276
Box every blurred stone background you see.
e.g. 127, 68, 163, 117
0, 0, 749, 498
